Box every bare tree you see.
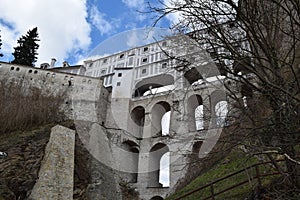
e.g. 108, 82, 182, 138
148, 0, 300, 194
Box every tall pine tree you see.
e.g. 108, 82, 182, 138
12, 27, 39, 66
0, 30, 3, 57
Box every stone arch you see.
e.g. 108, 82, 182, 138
120, 140, 139, 183
151, 101, 171, 137
210, 90, 227, 127
130, 106, 145, 138
148, 143, 169, 187
192, 141, 203, 159
215, 101, 228, 127
133, 74, 174, 97
150, 196, 164, 200
187, 94, 203, 131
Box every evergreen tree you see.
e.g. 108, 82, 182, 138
12, 27, 39, 66
0, 30, 3, 57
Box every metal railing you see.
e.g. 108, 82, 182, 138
175, 159, 285, 200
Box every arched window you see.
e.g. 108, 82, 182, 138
159, 152, 170, 187
215, 101, 228, 127
210, 90, 227, 127
161, 111, 171, 135
151, 102, 171, 137
133, 74, 174, 97
195, 105, 204, 130
148, 143, 169, 187
120, 141, 139, 183
187, 95, 203, 131
130, 106, 145, 138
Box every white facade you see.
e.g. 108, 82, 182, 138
84, 40, 172, 89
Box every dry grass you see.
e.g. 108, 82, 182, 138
0, 78, 67, 134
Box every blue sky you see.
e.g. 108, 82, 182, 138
0, 0, 176, 66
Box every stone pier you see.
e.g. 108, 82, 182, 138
29, 125, 75, 200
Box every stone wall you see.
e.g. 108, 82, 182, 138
29, 125, 75, 200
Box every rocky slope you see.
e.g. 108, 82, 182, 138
0, 125, 52, 200
0, 121, 123, 200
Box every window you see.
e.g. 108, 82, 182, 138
162, 41, 167, 47
101, 69, 106, 74
162, 111, 171, 135
128, 57, 134, 65
215, 101, 228, 127
143, 47, 149, 52
141, 68, 147, 74
149, 143, 169, 187
195, 105, 204, 130
142, 58, 148, 63
118, 73, 122, 77
88, 63, 93, 67
162, 63, 167, 69
103, 58, 108, 63
119, 54, 125, 59
117, 82, 121, 86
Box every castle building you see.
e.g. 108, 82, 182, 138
78, 36, 230, 199
0, 34, 231, 200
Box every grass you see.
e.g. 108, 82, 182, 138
166, 148, 282, 200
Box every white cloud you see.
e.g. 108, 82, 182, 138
126, 30, 139, 48
89, 5, 115, 36
121, 0, 147, 21
0, 0, 91, 66
163, 0, 183, 25
121, 0, 145, 9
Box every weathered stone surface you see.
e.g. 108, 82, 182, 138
29, 125, 75, 200
74, 122, 122, 200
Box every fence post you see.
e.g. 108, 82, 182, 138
210, 184, 215, 200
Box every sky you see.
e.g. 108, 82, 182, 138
0, 0, 177, 67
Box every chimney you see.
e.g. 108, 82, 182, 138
40, 63, 50, 69
63, 61, 70, 67
50, 58, 56, 68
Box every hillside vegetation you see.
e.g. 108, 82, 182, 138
0, 78, 67, 134
166, 148, 299, 200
